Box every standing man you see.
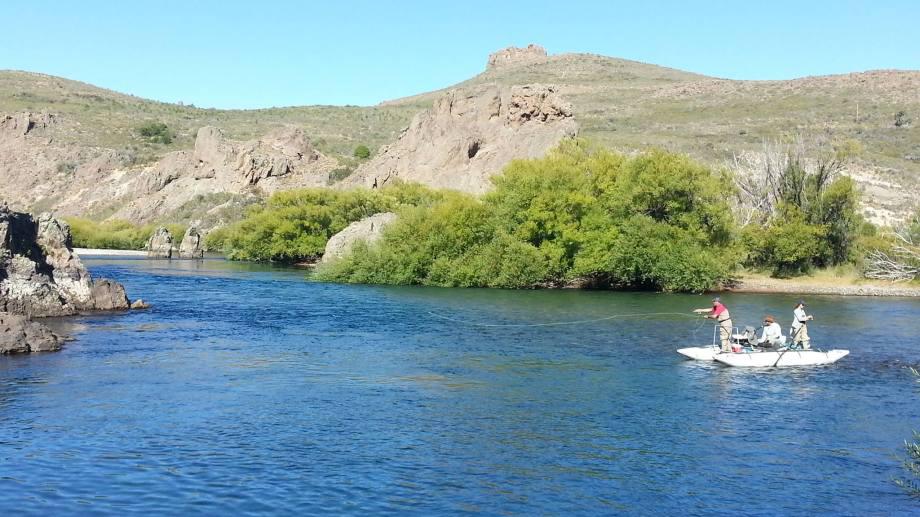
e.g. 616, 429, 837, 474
694, 297, 733, 352
791, 300, 814, 350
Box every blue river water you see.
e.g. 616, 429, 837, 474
1, 257, 919, 515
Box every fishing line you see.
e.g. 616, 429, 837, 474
426, 310, 706, 328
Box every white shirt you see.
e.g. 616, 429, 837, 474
791, 307, 808, 329
759, 322, 784, 343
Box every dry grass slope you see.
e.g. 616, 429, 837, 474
2, 50, 918, 217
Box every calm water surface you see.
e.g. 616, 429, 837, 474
1, 258, 919, 515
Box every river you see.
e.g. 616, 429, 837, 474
1, 258, 918, 515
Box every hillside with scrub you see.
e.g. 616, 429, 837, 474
1, 45, 918, 226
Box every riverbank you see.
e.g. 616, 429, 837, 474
728, 272, 920, 297
74, 248, 146, 257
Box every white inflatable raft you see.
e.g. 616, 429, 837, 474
713, 349, 849, 367
676, 324, 849, 367
676, 345, 721, 361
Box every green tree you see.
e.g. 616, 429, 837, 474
317, 141, 738, 292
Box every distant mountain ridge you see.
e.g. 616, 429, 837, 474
1, 45, 917, 226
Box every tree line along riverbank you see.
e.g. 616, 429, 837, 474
64, 140, 920, 293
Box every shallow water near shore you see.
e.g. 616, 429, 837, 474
2, 257, 919, 515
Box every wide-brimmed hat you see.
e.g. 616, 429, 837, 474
711, 297, 721, 303
796, 300, 806, 307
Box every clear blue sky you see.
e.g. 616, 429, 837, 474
2, 1, 917, 109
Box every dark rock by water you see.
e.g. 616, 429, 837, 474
0, 311, 62, 354
0, 203, 135, 352
90, 278, 130, 311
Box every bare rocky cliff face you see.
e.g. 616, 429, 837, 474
97, 125, 339, 222
0, 116, 338, 224
346, 84, 578, 194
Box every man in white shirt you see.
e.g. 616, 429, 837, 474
758, 315, 785, 347
791, 301, 813, 349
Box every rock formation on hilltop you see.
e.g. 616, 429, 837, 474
487, 44, 548, 70
0, 204, 131, 318
322, 212, 398, 263
346, 84, 577, 194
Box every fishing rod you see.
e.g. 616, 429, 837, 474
426, 311, 703, 328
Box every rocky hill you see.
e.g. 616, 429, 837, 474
1, 45, 918, 226
346, 84, 578, 193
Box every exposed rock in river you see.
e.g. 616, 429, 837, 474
0, 204, 132, 319
322, 213, 398, 263
146, 227, 175, 258
130, 299, 151, 309
178, 227, 204, 259
0, 312, 62, 354
346, 84, 577, 194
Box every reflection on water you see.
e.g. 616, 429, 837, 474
0, 257, 918, 515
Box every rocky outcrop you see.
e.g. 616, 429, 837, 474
487, 44, 547, 70
0, 312, 62, 354
192, 125, 327, 185
346, 85, 577, 194
0, 113, 338, 225
108, 126, 338, 223
146, 227, 175, 258
322, 213, 398, 263
0, 204, 132, 318
90, 279, 130, 311
0, 112, 55, 137
178, 227, 204, 258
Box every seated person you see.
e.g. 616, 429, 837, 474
757, 315, 786, 348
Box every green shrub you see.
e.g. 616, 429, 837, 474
212, 183, 442, 262
66, 217, 154, 250
896, 368, 920, 495
327, 167, 355, 184
751, 205, 827, 277
136, 121, 173, 144
65, 218, 186, 250
353, 145, 371, 159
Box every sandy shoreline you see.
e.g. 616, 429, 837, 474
726, 277, 920, 297
74, 248, 146, 257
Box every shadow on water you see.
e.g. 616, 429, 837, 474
0, 257, 918, 515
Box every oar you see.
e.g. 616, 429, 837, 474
773, 326, 803, 367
